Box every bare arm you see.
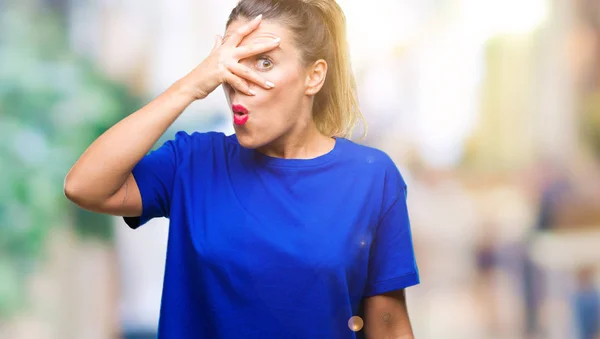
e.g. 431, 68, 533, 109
63, 84, 195, 216
364, 289, 415, 339
64, 14, 280, 216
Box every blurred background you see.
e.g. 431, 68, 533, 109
1, 0, 600, 338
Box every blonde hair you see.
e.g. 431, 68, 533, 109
227, 0, 366, 139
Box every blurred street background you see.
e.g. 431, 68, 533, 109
1, 0, 600, 338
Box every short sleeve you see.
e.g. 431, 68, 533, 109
123, 131, 191, 229
364, 182, 420, 297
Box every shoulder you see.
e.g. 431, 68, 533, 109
171, 130, 227, 146
339, 138, 406, 188
152, 131, 231, 169
167, 130, 230, 153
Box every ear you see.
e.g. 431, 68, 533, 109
304, 59, 327, 96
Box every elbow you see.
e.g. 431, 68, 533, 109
63, 173, 83, 204
63, 172, 115, 212
63, 172, 93, 208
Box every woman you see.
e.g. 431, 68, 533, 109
64, 0, 419, 338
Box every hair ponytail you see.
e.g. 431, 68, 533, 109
304, 0, 365, 138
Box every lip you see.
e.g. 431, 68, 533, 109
232, 104, 249, 126
232, 104, 248, 115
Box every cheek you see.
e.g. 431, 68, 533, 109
256, 79, 299, 110
259, 73, 304, 109
269, 67, 302, 88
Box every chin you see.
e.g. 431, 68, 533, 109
234, 130, 264, 149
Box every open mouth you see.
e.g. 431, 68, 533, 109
232, 104, 249, 126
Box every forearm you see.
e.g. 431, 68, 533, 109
366, 334, 414, 339
64, 80, 195, 203
365, 332, 414, 339
364, 289, 414, 339
364, 320, 414, 339
375, 335, 413, 339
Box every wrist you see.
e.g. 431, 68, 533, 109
172, 77, 204, 102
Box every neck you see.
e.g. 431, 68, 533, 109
257, 119, 335, 159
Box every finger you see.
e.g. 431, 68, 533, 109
212, 35, 223, 52
234, 38, 281, 60
227, 63, 274, 89
224, 72, 255, 96
225, 14, 263, 47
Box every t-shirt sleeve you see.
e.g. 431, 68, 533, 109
364, 171, 420, 297
123, 131, 191, 229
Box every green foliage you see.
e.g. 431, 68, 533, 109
0, 4, 141, 316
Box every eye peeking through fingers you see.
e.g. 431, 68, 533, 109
254, 55, 274, 71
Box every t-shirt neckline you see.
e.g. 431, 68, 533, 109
232, 135, 344, 168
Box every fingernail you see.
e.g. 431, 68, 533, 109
272, 37, 281, 44
254, 14, 262, 21
266, 81, 275, 88
249, 89, 256, 95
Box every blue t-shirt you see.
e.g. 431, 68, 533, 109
124, 131, 419, 339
